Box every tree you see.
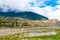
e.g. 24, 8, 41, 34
11, 22, 14, 28
22, 20, 29, 26
0, 20, 2, 27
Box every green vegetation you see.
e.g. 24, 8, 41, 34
22, 20, 29, 26
0, 30, 60, 40
0, 20, 2, 27
0, 19, 19, 28
0, 17, 60, 40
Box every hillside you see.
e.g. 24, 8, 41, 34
0, 17, 59, 28
0, 12, 48, 20
0, 17, 60, 40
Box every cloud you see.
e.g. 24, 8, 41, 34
0, 0, 32, 12
31, 5, 60, 20
0, 0, 60, 20
29, 0, 46, 6
57, 0, 60, 5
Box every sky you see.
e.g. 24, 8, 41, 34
0, 0, 60, 20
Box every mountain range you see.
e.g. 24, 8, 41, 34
0, 12, 48, 20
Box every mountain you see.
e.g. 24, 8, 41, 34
0, 12, 48, 20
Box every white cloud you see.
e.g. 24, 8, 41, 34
31, 5, 60, 21
0, 0, 32, 12
57, 0, 60, 5
30, 0, 46, 6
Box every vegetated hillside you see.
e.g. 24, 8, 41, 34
0, 12, 48, 20
18, 19, 60, 27
0, 17, 60, 28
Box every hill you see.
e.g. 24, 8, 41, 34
0, 12, 48, 20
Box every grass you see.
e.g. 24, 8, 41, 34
0, 35, 58, 40
0, 31, 60, 40
0, 28, 60, 40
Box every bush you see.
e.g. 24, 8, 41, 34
22, 21, 29, 26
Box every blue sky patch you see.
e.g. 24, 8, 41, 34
29, 0, 58, 8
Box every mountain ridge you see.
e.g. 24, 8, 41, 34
0, 12, 48, 20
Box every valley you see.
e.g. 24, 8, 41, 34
0, 17, 60, 40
